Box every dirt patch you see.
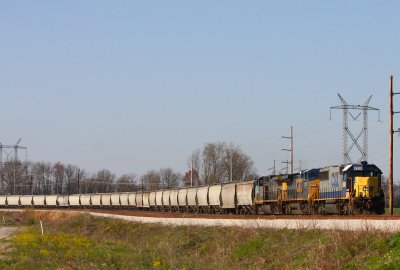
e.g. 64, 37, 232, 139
0, 226, 19, 259
0, 227, 19, 240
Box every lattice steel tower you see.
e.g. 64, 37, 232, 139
330, 94, 380, 164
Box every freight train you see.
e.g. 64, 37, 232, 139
0, 162, 385, 215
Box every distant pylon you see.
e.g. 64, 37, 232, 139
330, 94, 380, 164
0, 138, 27, 164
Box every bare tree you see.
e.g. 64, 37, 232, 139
21, 161, 34, 195
116, 174, 137, 192
141, 170, 161, 190
94, 169, 115, 193
183, 169, 199, 187
188, 142, 257, 185
64, 165, 76, 194
76, 167, 86, 193
224, 143, 257, 181
0, 161, 26, 194
53, 162, 65, 195
64, 165, 86, 194
202, 142, 228, 184
32, 162, 53, 195
159, 168, 180, 188
187, 149, 201, 185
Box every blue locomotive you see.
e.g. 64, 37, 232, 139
255, 161, 385, 215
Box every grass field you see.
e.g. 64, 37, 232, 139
1, 210, 400, 270
385, 208, 400, 214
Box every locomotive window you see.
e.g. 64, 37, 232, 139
354, 171, 379, 177
305, 169, 319, 181
319, 171, 329, 181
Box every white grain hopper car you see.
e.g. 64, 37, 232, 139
20, 196, 33, 207
143, 192, 150, 209
178, 189, 187, 211
136, 193, 143, 208
45, 195, 59, 207
209, 184, 222, 212
91, 194, 102, 207
119, 193, 130, 207
6, 196, 20, 207
57, 195, 69, 207
101, 194, 112, 207
187, 187, 197, 212
32, 196, 46, 207
221, 183, 236, 212
149, 192, 156, 210
155, 191, 163, 211
128, 193, 136, 208
69, 195, 80, 207
80, 194, 91, 207
170, 189, 179, 211
162, 190, 170, 210
111, 194, 120, 207
197, 186, 209, 213
0, 196, 7, 207
0, 180, 256, 214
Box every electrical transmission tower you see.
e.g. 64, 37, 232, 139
330, 94, 380, 164
0, 138, 27, 166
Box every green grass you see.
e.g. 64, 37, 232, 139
385, 208, 400, 214
0, 210, 399, 269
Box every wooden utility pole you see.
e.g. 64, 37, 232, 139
389, 75, 397, 215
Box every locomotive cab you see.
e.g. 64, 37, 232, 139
343, 161, 382, 199
342, 161, 384, 214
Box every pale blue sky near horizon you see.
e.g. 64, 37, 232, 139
0, 1, 399, 179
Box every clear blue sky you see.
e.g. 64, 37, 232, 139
0, 1, 399, 178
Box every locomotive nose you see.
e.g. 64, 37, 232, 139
354, 176, 379, 198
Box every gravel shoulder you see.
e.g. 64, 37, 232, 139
89, 212, 400, 232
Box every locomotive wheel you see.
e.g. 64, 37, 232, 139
300, 202, 309, 215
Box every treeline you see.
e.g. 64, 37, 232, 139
0, 161, 181, 195
0, 142, 257, 195
381, 177, 400, 208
